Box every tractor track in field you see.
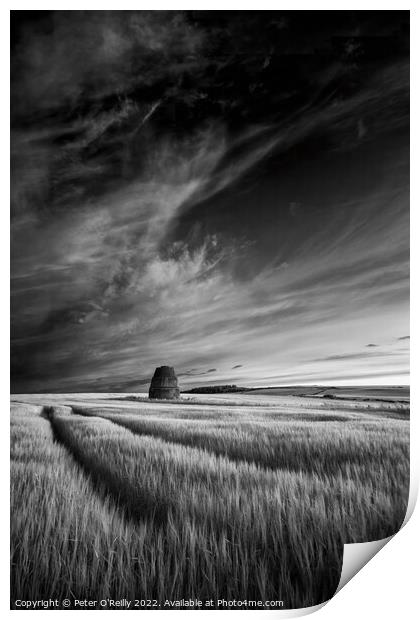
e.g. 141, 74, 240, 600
44, 405, 172, 528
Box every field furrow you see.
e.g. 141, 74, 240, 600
11, 405, 151, 605
11, 394, 410, 609
73, 405, 409, 491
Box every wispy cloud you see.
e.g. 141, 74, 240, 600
311, 351, 398, 362
11, 12, 409, 391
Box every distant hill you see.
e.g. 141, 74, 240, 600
183, 384, 409, 401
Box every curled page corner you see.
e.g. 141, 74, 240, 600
334, 536, 393, 595
273, 537, 394, 618
267, 477, 417, 618
334, 477, 418, 598
273, 532, 401, 617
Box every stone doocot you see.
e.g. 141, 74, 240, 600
148, 366, 180, 399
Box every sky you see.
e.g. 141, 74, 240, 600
11, 10, 410, 393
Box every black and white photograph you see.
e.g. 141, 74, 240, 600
10, 9, 410, 612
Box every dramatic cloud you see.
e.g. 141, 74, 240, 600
11, 11, 409, 392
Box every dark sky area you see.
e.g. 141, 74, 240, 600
11, 10, 409, 392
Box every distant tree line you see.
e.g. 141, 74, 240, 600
184, 385, 248, 394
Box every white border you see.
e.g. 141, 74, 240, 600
3, 4, 417, 619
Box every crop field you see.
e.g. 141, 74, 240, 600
10, 390, 409, 610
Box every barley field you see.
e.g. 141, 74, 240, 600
10, 390, 410, 610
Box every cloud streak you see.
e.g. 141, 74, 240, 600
11, 11, 409, 392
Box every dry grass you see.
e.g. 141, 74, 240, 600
10, 396, 409, 609
74, 404, 409, 483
